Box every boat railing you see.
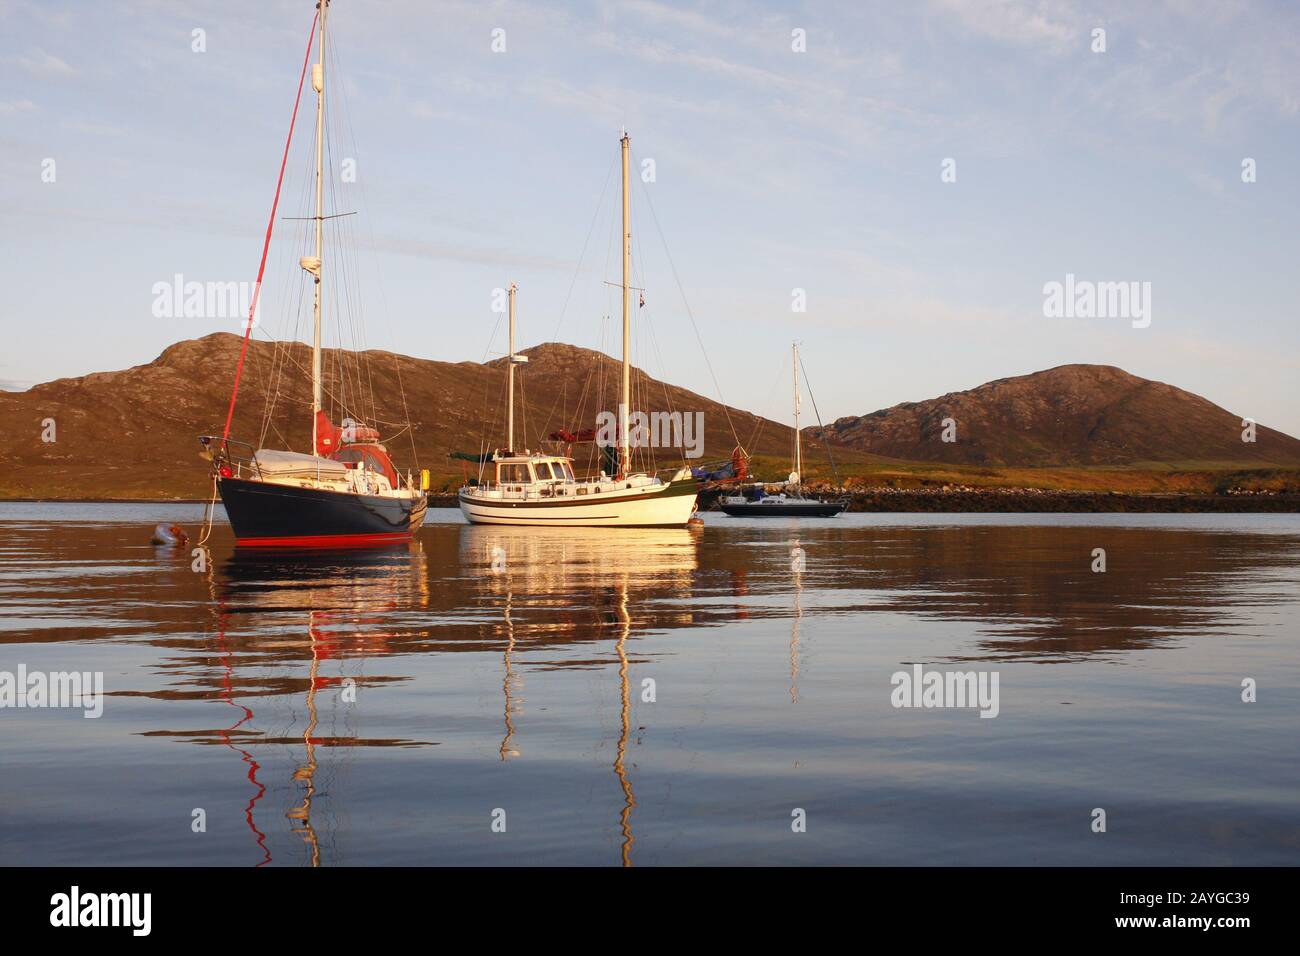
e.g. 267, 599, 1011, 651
465, 476, 636, 499
198, 435, 264, 481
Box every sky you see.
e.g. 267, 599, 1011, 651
1, 0, 1297, 437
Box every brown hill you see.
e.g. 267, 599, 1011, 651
0, 333, 802, 499
810, 364, 1300, 467
4, 344, 1295, 500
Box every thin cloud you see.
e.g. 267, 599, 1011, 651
928, 0, 1080, 50
61, 118, 127, 137
0, 98, 37, 115
4, 47, 75, 77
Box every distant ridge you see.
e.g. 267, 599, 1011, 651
810, 364, 1300, 467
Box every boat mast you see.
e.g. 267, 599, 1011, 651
619, 131, 632, 478
793, 341, 802, 487
507, 282, 517, 451
309, 0, 328, 453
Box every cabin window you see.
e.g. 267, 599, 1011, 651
499, 463, 530, 483
332, 445, 398, 486
536, 462, 556, 480
560, 462, 575, 480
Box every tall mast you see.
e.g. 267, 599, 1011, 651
619, 131, 631, 478
793, 341, 802, 487
309, 0, 328, 453
506, 282, 516, 451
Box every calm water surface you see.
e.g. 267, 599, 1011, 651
1, 504, 1298, 866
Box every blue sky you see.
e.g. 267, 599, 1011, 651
2, 0, 1297, 436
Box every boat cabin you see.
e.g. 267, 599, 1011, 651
490, 452, 576, 492
332, 443, 399, 487
459, 448, 674, 507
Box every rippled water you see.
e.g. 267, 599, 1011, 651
1, 503, 1297, 866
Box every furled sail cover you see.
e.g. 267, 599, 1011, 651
254, 449, 349, 479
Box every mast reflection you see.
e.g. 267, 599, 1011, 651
462, 525, 701, 865
613, 579, 636, 867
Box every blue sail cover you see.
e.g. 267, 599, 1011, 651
691, 461, 736, 481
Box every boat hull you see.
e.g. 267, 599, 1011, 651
719, 499, 847, 518
459, 479, 698, 527
218, 476, 427, 547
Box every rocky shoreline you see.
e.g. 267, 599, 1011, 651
723, 488, 1300, 513
6, 489, 1300, 513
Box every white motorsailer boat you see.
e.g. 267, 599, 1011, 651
458, 133, 699, 527
458, 447, 699, 527
721, 342, 848, 518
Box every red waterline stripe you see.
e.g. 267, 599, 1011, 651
221, 10, 319, 443
235, 532, 413, 549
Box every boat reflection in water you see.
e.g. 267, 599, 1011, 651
462, 524, 701, 865
159, 526, 701, 866
178, 543, 433, 866
15, 507, 1298, 866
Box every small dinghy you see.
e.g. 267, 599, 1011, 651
150, 523, 190, 547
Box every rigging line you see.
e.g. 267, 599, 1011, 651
322, 37, 348, 421
261, 36, 319, 448
325, 135, 363, 433
629, 214, 685, 467
492, 355, 510, 447
634, 153, 740, 450
474, 347, 513, 481
598, 313, 612, 474
533, 359, 571, 449
601, 178, 618, 340
626, 261, 650, 472
522, 165, 613, 452
472, 311, 506, 484
253, 308, 277, 444
255, 340, 398, 430
552, 333, 601, 470
197, 473, 219, 548
637, 333, 659, 474
330, 60, 380, 446
260, 272, 310, 448
257, 340, 285, 448
576, 180, 619, 473
797, 351, 842, 486
322, 54, 366, 443
519, 367, 529, 453
381, 422, 413, 447
222, 10, 319, 443
527, 290, 587, 446
579, 317, 608, 477
245, 60, 307, 449
643, 307, 684, 466
548, 155, 618, 346
528, 319, 589, 450
260, 116, 315, 447
280, 211, 357, 220
743, 353, 786, 459
328, 34, 407, 461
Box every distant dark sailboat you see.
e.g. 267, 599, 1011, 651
200, 0, 425, 547
720, 343, 848, 518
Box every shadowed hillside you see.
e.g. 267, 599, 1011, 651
2, 340, 1296, 500
0, 333, 819, 498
